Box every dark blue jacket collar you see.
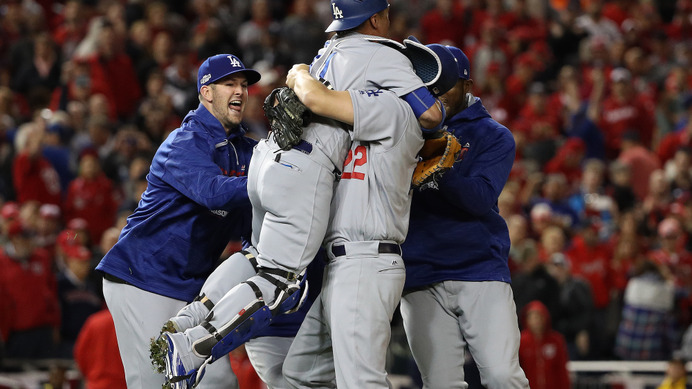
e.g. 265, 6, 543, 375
448, 94, 491, 124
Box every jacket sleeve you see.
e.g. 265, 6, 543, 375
555, 334, 572, 389
438, 124, 516, 216
158, 130, 250, 211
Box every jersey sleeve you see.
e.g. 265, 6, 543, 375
365, 45, 425, 97
348, 88, 414, 144
156, 130, 250, 211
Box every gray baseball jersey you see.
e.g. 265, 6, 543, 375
250, 33, 425, 273
283, 34, 425, 389
324, 87, 422, 244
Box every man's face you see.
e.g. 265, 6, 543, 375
439, 79, 470, 118
207, 74, 249, 133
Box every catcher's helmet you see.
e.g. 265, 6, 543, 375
326, 0, 390, 33
426, 44, 462, 96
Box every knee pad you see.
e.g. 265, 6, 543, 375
259, 267, 309, 315
192, 281, 273, 363
190, 266, 309, 364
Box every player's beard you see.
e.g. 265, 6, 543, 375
212, 93, 245, 132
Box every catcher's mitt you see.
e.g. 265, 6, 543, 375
412, 130, 462, 190
263, 87, 311, 150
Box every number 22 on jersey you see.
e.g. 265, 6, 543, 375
342, 145, 367, 180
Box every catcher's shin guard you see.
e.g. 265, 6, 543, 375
169, 248, 260, 333
192, 269, 309, 364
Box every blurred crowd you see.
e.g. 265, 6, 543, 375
1, 0, 692, 385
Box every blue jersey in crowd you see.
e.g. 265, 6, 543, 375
402, 96, 515, 290
96, 104, 255, 302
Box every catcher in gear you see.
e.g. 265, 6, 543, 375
263, 87, 311, 150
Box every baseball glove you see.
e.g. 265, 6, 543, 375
263, 87, 311, 150
412, 130, 462, 190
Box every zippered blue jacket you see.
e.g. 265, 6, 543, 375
96, 104, 255, 302
402, 96, 515, 290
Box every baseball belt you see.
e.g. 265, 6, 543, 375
330, 242, 401, 258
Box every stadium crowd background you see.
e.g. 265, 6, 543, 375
0, 0, 692, 387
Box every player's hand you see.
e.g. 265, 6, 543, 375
286, 64, 310, 89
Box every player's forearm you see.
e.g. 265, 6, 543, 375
418, 100, 444, 130
290, 71, 354, 125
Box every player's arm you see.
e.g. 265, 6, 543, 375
287, 64, 354, 125
405, 88, 444, 131
287, 64, 443, 130
155, 130, 250, 210
439, 127, 515, 216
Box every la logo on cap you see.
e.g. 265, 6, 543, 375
228, 55, 241, 67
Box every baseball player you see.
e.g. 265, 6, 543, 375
399, 45, 530, 388
153, 0, 454, 387
279, 69, 423, 389
96, 54, 260, 389
280, 14, 455, 389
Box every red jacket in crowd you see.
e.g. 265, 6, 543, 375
598, 95, 654, 159
64, 172, 119, 245
13, 152, 62, 207
519, 301, 571, 389
74, 309, 126, 389
85, 52, 142, 119
0, 246, 60, 339
420, 3, 466, 46
566, 234, 614, 309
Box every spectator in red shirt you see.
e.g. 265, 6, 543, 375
505, 53, 540, 120
74, 309, 127, 389
617, 130, 661, 201
514, 82, 563, 165
544, 137, 586, 185
82, 21, 142, 120
34, 203, 63, 251
0, 201, 20, 243
0, 221, 60, 359
519, 300, 571, 389
658, 117, 692, 166
419, 0, 465, 46
12, 122, 62, 207
566, 217, 616, 358
49, 59, 117, 121
470, 20, 511, 95
64, 149, 118, 245
648, 217, 692, 295
567, 218, 614, 311
597, 67, 655, 159
51, 0, 92, 60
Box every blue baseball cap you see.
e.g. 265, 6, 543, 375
197, 54, 261, 92
445, 46, 471, 80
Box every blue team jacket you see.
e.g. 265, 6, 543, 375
402, 96, 515, 290
96, 104, 255, 302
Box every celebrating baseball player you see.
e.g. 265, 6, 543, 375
282, 6, 457, 389
399, 45, 530, 388
96, 54, 261, 389
150, 0, 457, 387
